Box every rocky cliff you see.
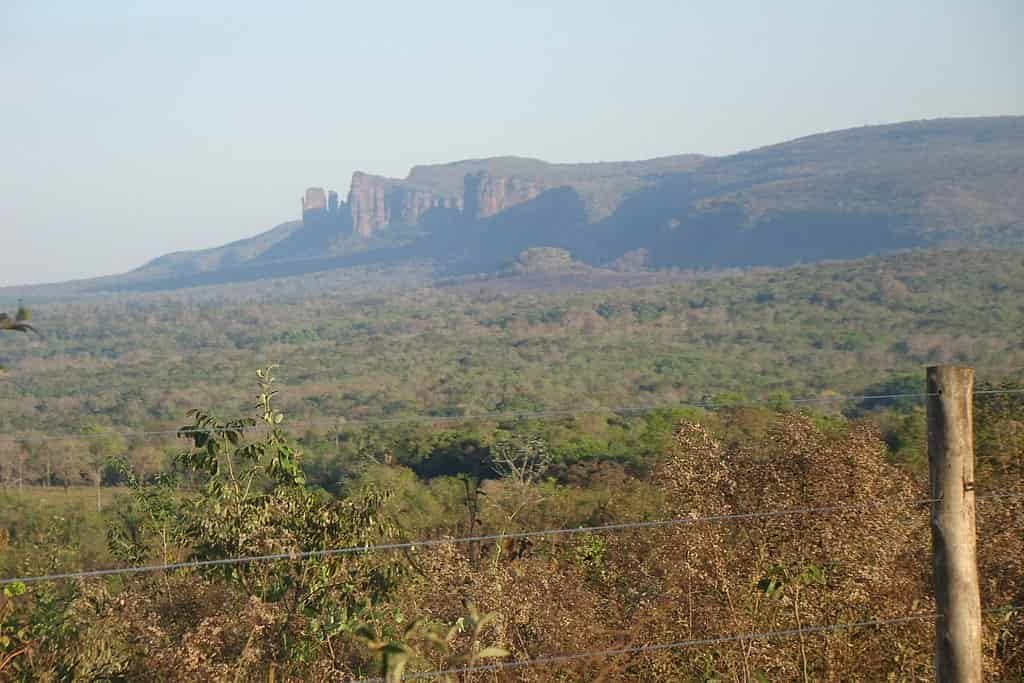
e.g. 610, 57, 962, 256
107, 116, 1024, 294
463, 172, 546, 219
337, 154, 709, 233
302, 187, 327, 213
346, 173, 462, 237
343, 169, 548, 236
347, 173, 392, 236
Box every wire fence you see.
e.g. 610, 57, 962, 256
3, 489, 1021, 587
354, 605, 1024, 682
0, 380, 1021, 676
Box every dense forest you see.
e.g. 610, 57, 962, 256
1, 248, 1023, 679
2, 248, 1023, 438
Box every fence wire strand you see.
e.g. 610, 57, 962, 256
354, 605, 1022, 682
3, 488, 1020, 587
0, 493, 949, 586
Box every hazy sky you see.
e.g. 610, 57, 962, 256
1, 1, 1021, 286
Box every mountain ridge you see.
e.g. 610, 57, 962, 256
5, 115, 1023, 295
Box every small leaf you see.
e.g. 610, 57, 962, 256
383, 644, 410, 683
475, 611, 498, 631
3, 581, 27, 597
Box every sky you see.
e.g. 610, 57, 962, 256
1, 1, 1021, 286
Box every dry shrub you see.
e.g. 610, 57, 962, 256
978, 488, 1024, 673
42, 574, 370, 682
9, 414, 1021, 681
392, 415, 1022, 681
393, 540, 621, 681
54, 577, 284, 681
613, 416, 934, 681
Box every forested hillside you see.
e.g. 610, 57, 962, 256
2, 248, 1022, 438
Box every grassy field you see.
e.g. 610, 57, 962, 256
0, 486, 129, 576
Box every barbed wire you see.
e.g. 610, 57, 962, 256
2, 387, 1022, 444
0, 490, 968, 587
975, 490, 1024, 501
353, 604, 1022, 682
0, 483, 1018, 587
974, 389, 1024, 396
0, 488, 1018, 588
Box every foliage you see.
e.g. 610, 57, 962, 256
2, 400, 1023, 679
2, 246, 1024, 678
3, 249, 1024, 453
170, 367, 404, 666
106, 468, 182, 566
359, 603, 508, 682
0, 368, 409, 678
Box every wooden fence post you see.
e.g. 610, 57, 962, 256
927, 365, 982, 682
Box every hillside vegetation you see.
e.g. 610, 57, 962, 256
1, 247, 1023, 678
0, 378, 1021, 679
1, 248, 1022, 439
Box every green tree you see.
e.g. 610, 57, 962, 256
172, 366, 404, 667
106, 467, 183, 567
81, 424, 126, 512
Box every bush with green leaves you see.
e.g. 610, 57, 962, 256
101, 366, 407, 672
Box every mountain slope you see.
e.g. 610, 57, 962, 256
573, 117, 1024, 265
5, 116, 1023, 295
134, 220, 303, 278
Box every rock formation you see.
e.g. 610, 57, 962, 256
463, 172, 546, 220
346, 172, 463, 237
300, 186, 350, 244
104, 116, 1024, 290
347, 173, 391, 237
302, 187, 328, 216
343, 172, 548, 235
